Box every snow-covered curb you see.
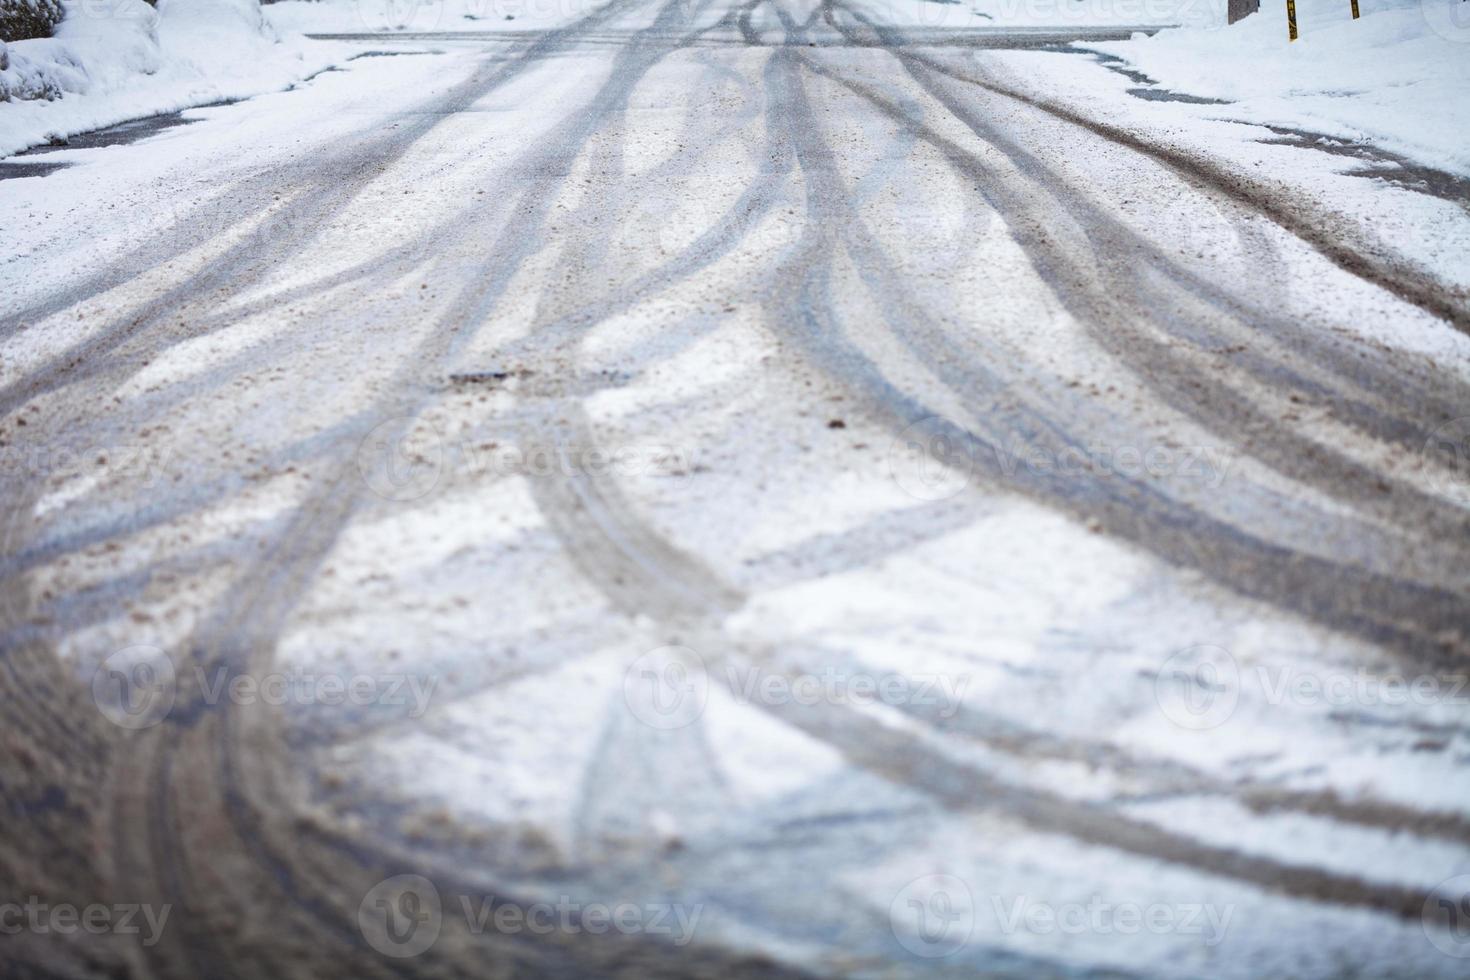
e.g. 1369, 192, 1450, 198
0, 0, 347, 159
1081, 0, 1470, 176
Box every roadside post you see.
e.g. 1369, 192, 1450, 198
1286, 0, 1365, 39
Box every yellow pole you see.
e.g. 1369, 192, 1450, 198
1287, 0, 1298, 39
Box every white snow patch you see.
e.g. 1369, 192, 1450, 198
1085, 0, 1470, 175
0, 0, 347, 158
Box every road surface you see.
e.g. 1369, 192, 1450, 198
3, 0, 1470, 976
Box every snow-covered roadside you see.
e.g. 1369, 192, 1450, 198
262, 0, 607, 34
960, 1, 1470, 318
1080, 0, 1470, 176
0, 0, 348, 159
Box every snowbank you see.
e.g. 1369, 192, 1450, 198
1086, 0, 1470, 174
0, 0, 345, 158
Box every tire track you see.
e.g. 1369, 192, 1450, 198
784, 32, 1470, 663
832, 3, 1470, 337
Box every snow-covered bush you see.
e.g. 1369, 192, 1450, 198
1, 0, 160, 101
0, 0, 64, 41
1, 0, 333, 156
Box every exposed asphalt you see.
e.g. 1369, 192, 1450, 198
2, 0, 1469, 977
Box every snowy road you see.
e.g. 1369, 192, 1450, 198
4, 0, 1470, 976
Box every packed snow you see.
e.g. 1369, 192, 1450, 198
1081, 0, 1470, 175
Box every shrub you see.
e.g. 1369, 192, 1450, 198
0, 0, 64, 42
